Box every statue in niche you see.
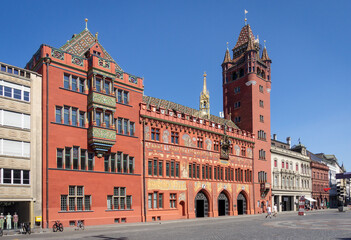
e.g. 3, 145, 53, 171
145, 126, 150, 140
205, 139, 212, 150
163, 130, 170, 143
220, 123, 231, 160
234, 145, 240, 156
247, 148, 253, 158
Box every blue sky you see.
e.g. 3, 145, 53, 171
1, 0, 350, 170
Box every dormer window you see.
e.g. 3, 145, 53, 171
93, 50, 101, 56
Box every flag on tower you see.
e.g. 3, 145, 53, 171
245, 10, 248, 14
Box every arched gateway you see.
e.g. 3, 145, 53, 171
218, 192, 229, 216
237, 192, 247, 215
195, 191, 209, 217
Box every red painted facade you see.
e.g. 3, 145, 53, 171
140, 97, 255, 220
24, 22, 273, 226
222, 24, 272, 213
311, 160, 329, 208
26, 30, 144, 227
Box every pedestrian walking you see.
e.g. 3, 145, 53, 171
265, 205, 272, 218
273, 204, 278, 217
13, 212, 18, 230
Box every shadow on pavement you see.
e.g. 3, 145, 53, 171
93, 235, 128, 240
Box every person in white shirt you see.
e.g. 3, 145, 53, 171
273, 204, 278, 217
265, 205, 272, 218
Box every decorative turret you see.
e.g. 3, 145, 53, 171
246, 33, 255, 51
223, 42, 231, 64
261, 46, 271, 62
199, 72, 210, 119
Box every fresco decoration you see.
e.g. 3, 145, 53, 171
145, 126, 150, 140
72, 56, 84, 67
217, 183, 232, 194
145, 142, 220, 161
236, 184, 250, 194
194, 181, 212, 193
205, 138, 212, 150
179, 192, 186, 201
234, 145, 240, 156
181, 162, 188, 178
247, 148, 253, 158
182, 134, 196, 147
148, 179, 186, 191
163, 130, 170, 143
51, 48, 64, 60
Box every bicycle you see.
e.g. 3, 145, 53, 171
75, 220, 84, 231
52, 220, 63, 232
20, 222, 31, 234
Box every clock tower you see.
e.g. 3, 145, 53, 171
222, 24, 272, 213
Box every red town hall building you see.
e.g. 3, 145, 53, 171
25, 21, 272, 226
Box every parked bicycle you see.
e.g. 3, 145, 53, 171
75, 220, 84, 231
52, 220, 63, 232
20, 222, 31, 234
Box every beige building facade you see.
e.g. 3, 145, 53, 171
271, 136, 312, 212
0, 62, 42, 228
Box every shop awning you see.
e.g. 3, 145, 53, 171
305, 197, 317, 202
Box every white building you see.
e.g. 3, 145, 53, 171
0, 62, 42, 227
271, 135, 312, 212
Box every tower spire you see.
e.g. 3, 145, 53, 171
85, 18, 88, 30
223, 42, 231, 63
261, 40, 271, 61
199, 72, 210, 119
202, 71, 207, 93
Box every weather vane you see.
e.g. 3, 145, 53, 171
244, 9, 248, 25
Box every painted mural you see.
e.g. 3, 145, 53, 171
205, 138, 212, 150
148, 179, 187, 191
234, 145, 240, 156
163, 130, 170, 143
247, 148, 252, 158
145, 126, 150, 140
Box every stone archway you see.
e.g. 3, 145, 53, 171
237, 192, 247, 215
195, 191, 209, 218
218, 191, 230, 216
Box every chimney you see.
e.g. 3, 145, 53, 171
287, 137, 291, 148
273, 134, 277, 140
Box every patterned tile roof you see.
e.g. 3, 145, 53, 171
143, 95, 238, 129
234, 24, 255, 49
60, 29, 122, 71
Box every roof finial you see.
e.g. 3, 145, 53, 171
264, 40, 266, 49
226, 42, 229, 50
244, 9, 248, 25
203, 71, 207, 92
85, 18, 88, 30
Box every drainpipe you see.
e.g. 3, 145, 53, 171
252, 145, 256, 214
142, 120, 147, 222
44, 56, 51, 228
